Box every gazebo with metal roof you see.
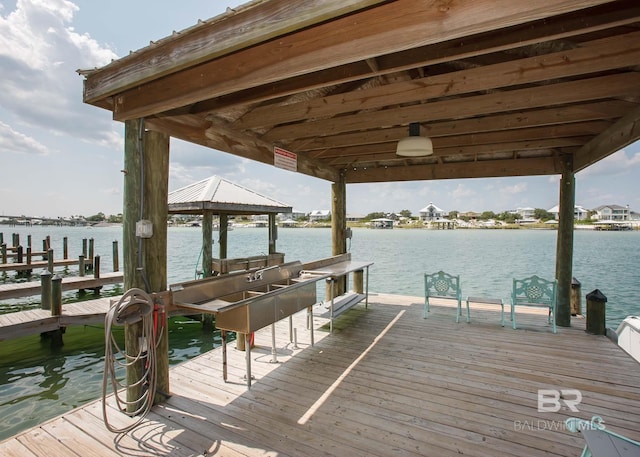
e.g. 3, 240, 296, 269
168, 175, 291, 277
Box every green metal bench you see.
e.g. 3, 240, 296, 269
424, 271, 462, 320
511, 275, 557, 333
566, 416, 640, 457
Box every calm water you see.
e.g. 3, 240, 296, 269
1, 225, 639, 440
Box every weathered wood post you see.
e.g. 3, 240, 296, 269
16, 245, 23, 264
41, 270, 52, 311
586, 289, 607, 335
26, 247, 32, 265
42, 238, 48, 260
123, 119, 170, 408
202, 211, 213, 278
13, 233, 19, 247
49, 274, 64, 347
219, 213, 228, 260
94, 255, 101, 279
268, 213, 277, 254
88, 238, 94, 268
82, 238, 87, 263
63, 237, 68, 259
570, 277, 582, 316
354, 270, 364, 294
78, 254, 85, 277
27, 235, 32, 248
1, 243, 6, 264
555, 154, 575, 327
47, 249, 54, 274
202, 211, 214, 330
112, 240, 119, 272
331, 175, 347, 296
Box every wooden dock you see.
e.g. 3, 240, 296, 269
0, 272, 123, 301
0, 296, 116, 341
0, 258, 83, 273
1, 293, 639, 456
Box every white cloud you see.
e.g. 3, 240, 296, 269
501, 182, 528, 195
578, 149, 640, 178
0, 120, 49, 154
0, 0, 118, 146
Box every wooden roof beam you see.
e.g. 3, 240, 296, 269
241, 30, 640, 129
105, 0, 617, 121
574, 105, 640, 171
343, 156, 562, 183
291, 101, 631, 151
269, 73, 640, 142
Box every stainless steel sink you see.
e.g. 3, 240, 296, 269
170, 261, 328, 334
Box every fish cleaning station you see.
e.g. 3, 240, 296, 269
2, 1, 640, 455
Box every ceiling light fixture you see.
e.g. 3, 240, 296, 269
396, 122, 433, 157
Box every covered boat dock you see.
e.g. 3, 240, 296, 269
21, 0, 639, 454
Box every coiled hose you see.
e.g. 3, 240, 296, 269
102, 288, 158, 434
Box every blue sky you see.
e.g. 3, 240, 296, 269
1, 0, 639, 219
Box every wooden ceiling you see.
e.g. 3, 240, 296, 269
80, 0, 640, 185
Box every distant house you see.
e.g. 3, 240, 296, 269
547, 205, 588, 221
592, 204, 631, 221
309, 210, 331, 222
280, 210, 306, 220
346, 214, 366, 222
515, 207, 536, 220
419, 202, 447, 222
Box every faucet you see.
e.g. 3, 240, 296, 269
246, 265, 280, 282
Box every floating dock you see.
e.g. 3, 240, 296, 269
1, 294, 638, 456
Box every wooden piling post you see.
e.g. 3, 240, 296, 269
88, 238, 94, 267
585, 289, 607, 335
112, 241, 119, 272
51, 275, 63, 316
13, 233, 19, 247
26, 247, 32, 265
27, 235, 32, 248
94, 255, 101, 279
47, 249, 54, 273
78, 254, 85, 277
41, 270, 52, 310
0, 232, 3, 245
1, 243, 6, 264
49, 275, 64, 347
42, 239, 48, 260
82, 238, 87, 258
570, 277, 582, 316
354, 270, 364, 294
16, 245, 23, 264
63, 237, 68, 259
124, 119, 170, 408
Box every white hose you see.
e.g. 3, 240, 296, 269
102, 288, 157, 434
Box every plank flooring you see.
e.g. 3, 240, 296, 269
0, 271, 123, 300
1, 293, 639, 456
0, 296, 116, 341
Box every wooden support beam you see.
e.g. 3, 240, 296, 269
556, 154, 575, 328
202, 211, 213, 278
344, 156, 562, 183
574, 105, 640, 172
331, 175, 347, 296
123, 119, 170, 409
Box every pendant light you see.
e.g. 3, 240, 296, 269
396, 122, 433, 156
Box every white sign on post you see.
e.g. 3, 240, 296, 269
274, 147, 297, 172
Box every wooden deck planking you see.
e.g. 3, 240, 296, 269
2, 293, 640, 456
0, 271, 124, 300
0, 297, 116, 341
0, 258, 80, 273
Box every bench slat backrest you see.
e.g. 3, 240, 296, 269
512, 275, 556, 306
425, 271, 461, 300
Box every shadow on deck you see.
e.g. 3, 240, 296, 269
2, 293, 639, 456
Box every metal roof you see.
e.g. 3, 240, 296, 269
168, 175, 291, 215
